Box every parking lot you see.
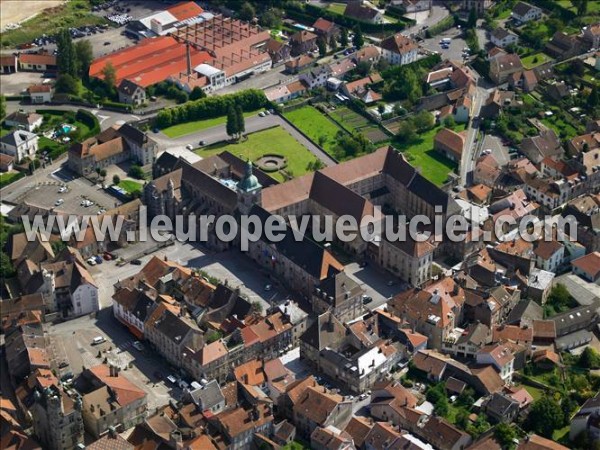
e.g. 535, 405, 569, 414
48, 311, 178, 411
420, 27, 469, 63
19, 168, 121, 215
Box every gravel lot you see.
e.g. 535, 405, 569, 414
0, 72, 47, 96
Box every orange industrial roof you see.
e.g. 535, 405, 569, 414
89, 36, 211, 88
167, 1, 203, 21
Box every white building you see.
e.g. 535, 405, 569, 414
490, 28, 519, 48
476, 343, 515, 383
512, 2, 542, 24
379, 33, 419, 66
0, 130, 39, 162
3, 111, 43, 132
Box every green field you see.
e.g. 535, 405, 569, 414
396, 124, 466, 187
161, 109, 262, 138
0, 172, 24, 188
1, 0, 108, 48
523, 384, 545, 401
194, 126, 321, 182
327, 2, 347, 15
118, 180, 143, 195
521, 52, 553, 69
284, 106, 344, 157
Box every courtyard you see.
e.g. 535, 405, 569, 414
194, 126, 321, 181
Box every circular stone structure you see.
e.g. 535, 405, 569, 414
255, 154, 287, 172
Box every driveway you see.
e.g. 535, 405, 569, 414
153, 113, 337, 167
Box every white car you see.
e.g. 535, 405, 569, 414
87, 257, 97, 266
55, 198, 64, 206
185, 144, 193, 150
58, 186, 67, 193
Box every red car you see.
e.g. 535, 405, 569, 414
103, 253, 112, 260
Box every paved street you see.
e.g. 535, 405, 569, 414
459, 83, 489, 186
153, 113, 337, 167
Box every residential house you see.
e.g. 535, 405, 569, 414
489, 53, 524, 84
112, 288, 157, 339
570, 392, 600, 442
353, 46, 381, 65
312, 18, 340, 41
484, 392, 520, 424
511, 2, 542, 24
571, 252, 600, 283
462, 0, 493, 16
311, 426, 355, 450
480, 88, 515, 119
379, 33, 419, 66
434, 128, 465, 163
490, 28, 518, 48
0, 130, 39, 162
293, 386, 353, 437
265, 80, 308, 104
0, 153, 14, 172
277, 300, 310, 347
553, 304, 599, 337
476, 343, 515, 383
369, 380, 418, 425
533, 240, 564, 272
284, 55, 315, 74
210, 403, 274, 449
546, 81, 570, 101
266, 38, 291, 65
520, 128, 562, 164
395, 0, 432, 13
28, 84, 53, 104
117, 79, 146, 106
18, 53, 57, 72
290, 30, 318, 57
186, 379, 226, 415
545, 31, 583, 60
4, 111, 43, 132
344, 1, 384, 24
30, 385, 84, 450
0, 54, 18, 74
508, 70, 538, 92
388, 278, 465, 349
299, 66, 331, 89
442, 322, 490, 358
582, 23, 600, 50
79, 364, 148, 439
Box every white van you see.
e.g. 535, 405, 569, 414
92, 336, 105, 345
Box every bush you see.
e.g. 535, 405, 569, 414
154, 89, 267, 129
75, 109, 100, 137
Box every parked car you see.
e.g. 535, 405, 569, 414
60, 372, 74, 382
133, 341, 145, 351
131, 259, 142, 265
199, 140, 206, 146
55, 198, 64, 206
166, 375, 177, 384
58, 361, 69, 369
362, 295, 373, 304
94, 255, 103, 264
92, 336, 106, 345
87, 257, 96, 266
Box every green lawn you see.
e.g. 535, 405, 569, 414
118, 180, 143, 195
161, 109, 262, 138
284, 106, 345, 157
194, 126, 321, 182
0, 172, 24, 188
521, 53, 553, 69
523, 384, 545, 401
552, 425, 570, 442
38, 136, 67, 160
327, 2, 347, 15
1, 0, 108, 48
395, 124, 466, 187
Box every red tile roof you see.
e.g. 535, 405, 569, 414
19, 53, 56, 66
166, 1, 203, 21
90, 36, 211, 88
572, 251, 600, 280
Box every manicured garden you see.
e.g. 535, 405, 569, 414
195, 126, 321, 182
161, 108, 262, 138
326, 2, 347, 15
521, 52, 553, 69
396, 124, 466, 187
284, 105, 345, 157
118, 180, 144, 195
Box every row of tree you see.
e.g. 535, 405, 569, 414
226, 105, 246, 140
154, 89, 267, 129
